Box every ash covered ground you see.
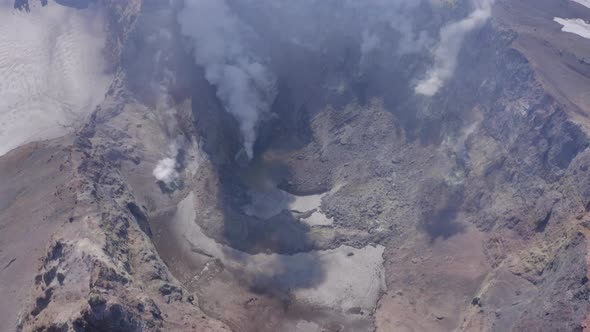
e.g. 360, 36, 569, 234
2, 0, 590, 331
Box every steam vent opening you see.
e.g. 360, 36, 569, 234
3, 0, 590, 332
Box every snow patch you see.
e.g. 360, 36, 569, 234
243, 188, 334, 226
571, 0, 590, 9
174, 192, 385, 312
554, 17, 590, 40
0, 3, 110, 156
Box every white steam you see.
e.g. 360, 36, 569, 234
178, 0, 276, 159
153, 157, 179, 185
153, 128, 190, 187
175, 0, 496, 136
151, 92, 186, 187
415, 0, 495, 96
360, 30, 381, 67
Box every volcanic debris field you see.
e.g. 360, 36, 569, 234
2, 0, 590, 331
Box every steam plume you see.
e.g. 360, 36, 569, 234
153, 157, 179, 185
360, 30, 380, 67
415, 0, 494, 96
178, 0, 276, 159
152, 104, 184, 188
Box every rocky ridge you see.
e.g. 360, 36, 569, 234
2, 0, 590, 331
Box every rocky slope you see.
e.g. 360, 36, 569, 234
3, 1, 229, 331
2, 0, 590, 331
